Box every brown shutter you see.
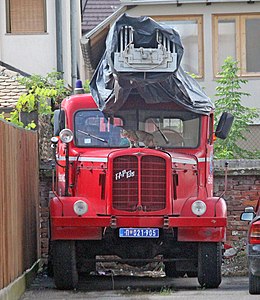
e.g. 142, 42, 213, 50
9, 0, 45, 33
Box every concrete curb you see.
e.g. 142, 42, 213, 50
0, 259, 41, 300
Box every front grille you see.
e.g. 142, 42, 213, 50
113, 156, 138, 211
112, 155, 166, 212
141, 156, 166, 211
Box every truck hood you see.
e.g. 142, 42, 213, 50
73, 148, 198, 168
170, 152, 197, 169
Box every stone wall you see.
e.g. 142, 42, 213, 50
39, 160, 260, 263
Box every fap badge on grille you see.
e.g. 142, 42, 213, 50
115, 169, 135, 180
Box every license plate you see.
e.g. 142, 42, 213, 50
119, 228, 159, 238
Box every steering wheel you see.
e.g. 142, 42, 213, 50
153, 129, 184, 147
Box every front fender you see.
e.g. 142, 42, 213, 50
178, 197, 227, 242
180, 197, 227, 218
49, 196, 98, 217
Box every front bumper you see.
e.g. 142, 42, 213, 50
248, 244, 260, 276
51, 215, 226, 242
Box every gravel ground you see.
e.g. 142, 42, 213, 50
222, 250, 248, 277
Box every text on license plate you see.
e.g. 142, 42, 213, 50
119, 228, 159, 238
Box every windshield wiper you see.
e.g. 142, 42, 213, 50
151, 119, 169, 144
77, 130, 108, 144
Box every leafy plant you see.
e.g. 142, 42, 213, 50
1, 71, 70, 129
83, 79, 90, 93
18, 71, 70, 110
214, 57, 259, 159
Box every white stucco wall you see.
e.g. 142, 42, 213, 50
0, 0, 56, 76
123, 2, 260, 117
0, 0, 83, 87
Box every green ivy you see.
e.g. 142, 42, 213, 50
214, 57, 259, 159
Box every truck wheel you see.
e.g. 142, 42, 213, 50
47, 241, 53, 277
249, 271, 260, 294
53, 240, 78, 290
198, 242, 222, 288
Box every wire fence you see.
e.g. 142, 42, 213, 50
237, 124, 260, 155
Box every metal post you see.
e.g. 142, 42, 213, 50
55, 0, 63, 76
65, 143, 70, 196
70, 0, 78, 90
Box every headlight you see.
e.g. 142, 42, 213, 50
73, 200, 88, 216
191, 200, 207, 216
60, 129, 73, 143
51, 136, 59, 144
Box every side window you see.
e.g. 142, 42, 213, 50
209, 114, 214, 145
6, 0, 46, 34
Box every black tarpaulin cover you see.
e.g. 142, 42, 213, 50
90, 14, 214, 115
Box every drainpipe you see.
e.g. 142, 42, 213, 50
70, 0, 78, 90
55, 0, 63, 76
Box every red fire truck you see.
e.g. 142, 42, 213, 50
49, 14, 233, 290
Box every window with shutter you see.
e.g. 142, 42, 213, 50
6, 0, 46, 34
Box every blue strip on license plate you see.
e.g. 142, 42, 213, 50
119, 228, 159, 238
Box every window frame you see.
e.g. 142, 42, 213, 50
213, 13, 260, 77
6, 0, 47, 34
151, 15, 204, 78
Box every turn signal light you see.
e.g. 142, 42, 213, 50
249, 222, 260, 244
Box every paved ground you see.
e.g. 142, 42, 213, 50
19, 274, 259, 300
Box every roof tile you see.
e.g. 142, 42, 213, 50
0, 67, 27, 110
82, 0, 121, 32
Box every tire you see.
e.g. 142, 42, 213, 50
249, 271, 260, 294
47, 241, 53, 277
198, 242, 222, 288
53, 240, 78, 290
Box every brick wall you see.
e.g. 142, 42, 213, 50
39, 160, 260, 263
214, 160, 260, 247
39, 164, 52, 264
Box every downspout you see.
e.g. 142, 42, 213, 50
55, 0, 63, 76
70, 0, 78, 90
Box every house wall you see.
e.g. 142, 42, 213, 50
0, 0, 56, 76
0, 0, 84, 86
123, 2, 260, 114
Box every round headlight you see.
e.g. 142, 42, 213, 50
73, 200, 88, 216
51, 136, 59, 144
60, 129, 73, 143
191, 200, 207, 216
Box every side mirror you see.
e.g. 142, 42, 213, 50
215, 112, 234, 140
54, 109, 65, 136
240, 206, 256, 222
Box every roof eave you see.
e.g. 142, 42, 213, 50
81, 5, 131, 76
81, 5, 129, 45
120, 0, 259, 4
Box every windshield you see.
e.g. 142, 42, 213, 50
74, 109, 200, 148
